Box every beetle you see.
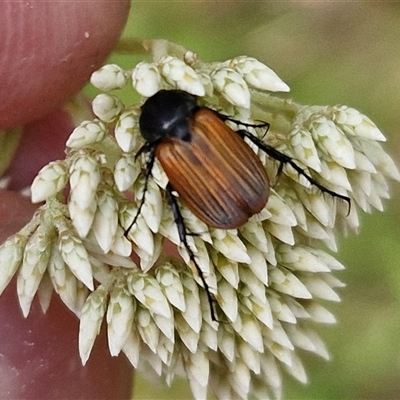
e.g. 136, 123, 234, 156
125, 89, 350, 321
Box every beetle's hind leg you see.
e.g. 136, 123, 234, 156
238, 129, 351, 212
219, 111, 350, 209
166, 184, 219, 322
124, 147, 157, 237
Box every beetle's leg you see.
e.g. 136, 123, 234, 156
124, 147, 157, 236
134, 141, 154, 160
166, 183, 219, 322
212, 109, 350, 210
216, 111, 271, 132
216, 112, 272, 140
186, 230, 208, 238
237, 129, 351, 212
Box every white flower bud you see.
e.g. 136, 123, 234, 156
265, 320, 294, 352
31, 161, 68, 203
270, 268, 312, 299
197, 71, 214, 97
230, 56, 290, 92
319, 160, 352, 191
183, 348, 209, 393
132, 61, 161, 97
68, 154, 101, 237
37, 272, 53, 314
309, 115, 356, 169
153, 314, 175, 343
151, 159, 169, 189
115, 109, 141, 152
183, 50, 198, 65
178, 237, 216, 295
358, 140, 400, 182
156, 263, 186, 312
331, 105, 386, 141
122, 329, 141, 368
137, 306, 159, 353
17, 223, 54, 317
244, 244, 268, 286
286, 324, 316, 353
92, 187, 119, 253
92, 93, 124, 123
90, 64, 127, 91
109, 226, 132, 257
228, 358, 251, 397
239, 266, 266, 305
141, 179, 163, 233
217, 278, 238, 322
238, 339, 261, 374
211, 229, 251, 264
309, 248, 345, 271
134, 234, 162, 273
301, 275, 341, 302
218, 324, 235, 361
114, 154, 141, 192
278, 244, 330, 273
242, 293, 273, 329
284, 353, 308, 383
58, 230, 94, 290
0, 234, 26, 295
66, 120, 107, 149
211, 67, 251, 109
48, 241, 87, 316
268, 295, 296, 323
107, 286, 135, 356
125, 212, 154, 258
197, 297, 218, 345
79, 286, 108, 365
266, 192, 297, 227
176, 313, 200, 353
233, 309, 264, 353
180, 272, 202, 333
305, 303, 336, 324
158, 56, 205, 96
211, 250, 239, 288
289, 126, 321, 172
239, 218, 269, 254
127, 272, 171, 318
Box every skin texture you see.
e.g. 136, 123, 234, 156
0, 2, 130, 130
0, 2, 133, 398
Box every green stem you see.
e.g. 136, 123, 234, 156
251, 91, 303, 134
0, 127, 23, 178
113, 38, 148, 56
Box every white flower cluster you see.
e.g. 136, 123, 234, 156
0, 40, 399, 400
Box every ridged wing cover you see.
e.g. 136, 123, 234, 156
156, 109, 270, 228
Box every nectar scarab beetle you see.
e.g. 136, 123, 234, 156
139, 89, 270, 229
125, 89, 351, 321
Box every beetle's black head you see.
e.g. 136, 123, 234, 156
139, 89, 199, 143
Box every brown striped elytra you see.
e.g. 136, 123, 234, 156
156, 108, 270, 228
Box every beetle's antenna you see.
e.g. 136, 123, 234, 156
166, 184, 220, 322
238, 128, 351, 214
124, 147, 157, 237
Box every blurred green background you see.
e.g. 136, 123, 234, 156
110, 2, 400, 399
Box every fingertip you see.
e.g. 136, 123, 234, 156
0, 1, 131, 129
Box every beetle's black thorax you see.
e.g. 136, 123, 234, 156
139, 89, 199, 143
